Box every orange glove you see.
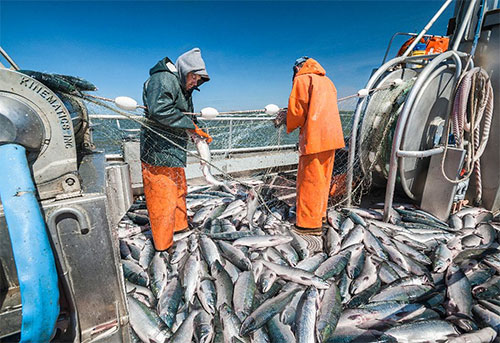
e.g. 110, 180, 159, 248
192, 123, 213, 143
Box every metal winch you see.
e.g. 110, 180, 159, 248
0, 64, 132, 341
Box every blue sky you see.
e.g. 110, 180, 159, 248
0, 1, 453, 111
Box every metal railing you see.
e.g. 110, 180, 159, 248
0, 46, 20, 70
89, 114, 294, 156
381, 32, 448, 64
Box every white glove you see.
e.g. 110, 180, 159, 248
200, 107, 219, 119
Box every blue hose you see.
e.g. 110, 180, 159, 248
470, 0, 486, 56
0, 144, 59, 342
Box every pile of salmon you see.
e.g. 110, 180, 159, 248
119, 183, 500, 343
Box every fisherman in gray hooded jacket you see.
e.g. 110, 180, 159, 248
141, 48, 212, 251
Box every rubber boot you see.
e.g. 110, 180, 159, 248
292, 225, 323, 253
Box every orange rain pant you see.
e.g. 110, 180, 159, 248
141, 162, 188, 251
296, 150, 336, 229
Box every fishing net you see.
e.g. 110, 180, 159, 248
342, 78, 417, 207
77, 93, 361, 207
58, 82, 416, 214
31, 68, 412, 212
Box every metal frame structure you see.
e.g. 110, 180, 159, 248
89, 114, 289, 154
383, 51, 463, 220
0, 46, 20, 70
381, 32, 448, 65
345, 0, 482, 222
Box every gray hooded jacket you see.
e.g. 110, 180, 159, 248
176, 48, 210, 90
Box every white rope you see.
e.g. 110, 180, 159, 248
441, 67, 494, 204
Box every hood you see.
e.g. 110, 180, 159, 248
149, 57, 178, 76
296, 58, 326, 77
175, 48, 210, 90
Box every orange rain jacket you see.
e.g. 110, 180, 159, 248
287, 58, 345, 155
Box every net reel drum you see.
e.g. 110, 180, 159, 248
358, 62, 459, 202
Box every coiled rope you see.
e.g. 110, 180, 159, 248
442, 66, 494, 205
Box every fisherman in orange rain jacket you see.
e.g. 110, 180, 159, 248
275, 57, 345, 246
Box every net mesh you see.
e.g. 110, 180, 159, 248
76, 95, 361, 204
63, 78, 411, 212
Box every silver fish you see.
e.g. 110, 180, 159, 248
350, 255, 378, 295
341, 224, 365, 250
296, 253, 327, 272
261, 260, 330, 289
122, 259, 149, 287
197, 278, 217, 315
149, 252, 168, 299
181, 251, 201, 305
157, 277, 182, 329
220, 303, 249, 343
139, 239, 155, 269
382, 319, 459, 342
295, 286, 317, 343
218, 240, 252, 271
317, 282, 342, 342
233, 271, 256, 322
126, 280, 156, 308
267, 314, 295, 342
211, 260, 234, 310
433, 243, 453, 273
233, 235, 293, 249
128, 295, 171, 343
246, 187, 260, 228
195, 309, 215, 343
289, 230, 310, 260
219, 199, 246, 219
446, 264, 472, 317
200, 234, 223, 268
170, 239, 189, 264
240, 286, 300, 336
188, 130, 226, 188
447, 327, 497, 343
280, 289, 305, 325
170, 309, 200, 343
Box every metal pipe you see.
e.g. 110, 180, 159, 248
185, 109, 267, 116
396, 146, 445, 158
382, 32, 418, 65
398, 62, 461, 200
90, 114, 139, 120
89, 114, 277, 121
116, 119, 140, 132
206, 144, 296, 155
401, 0, 454, 58
345, 55, 405, 206
201, 116, 277, 121
452, 0, 479, 51
383, 51, 462, 221
229, 120, 233, 151
0, 46, 20, 70
0, 144, 59, 342
85, 93, 272, 116
404, 53, 443, 61
102, 144, 296, 161
470, 0, 486, 56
